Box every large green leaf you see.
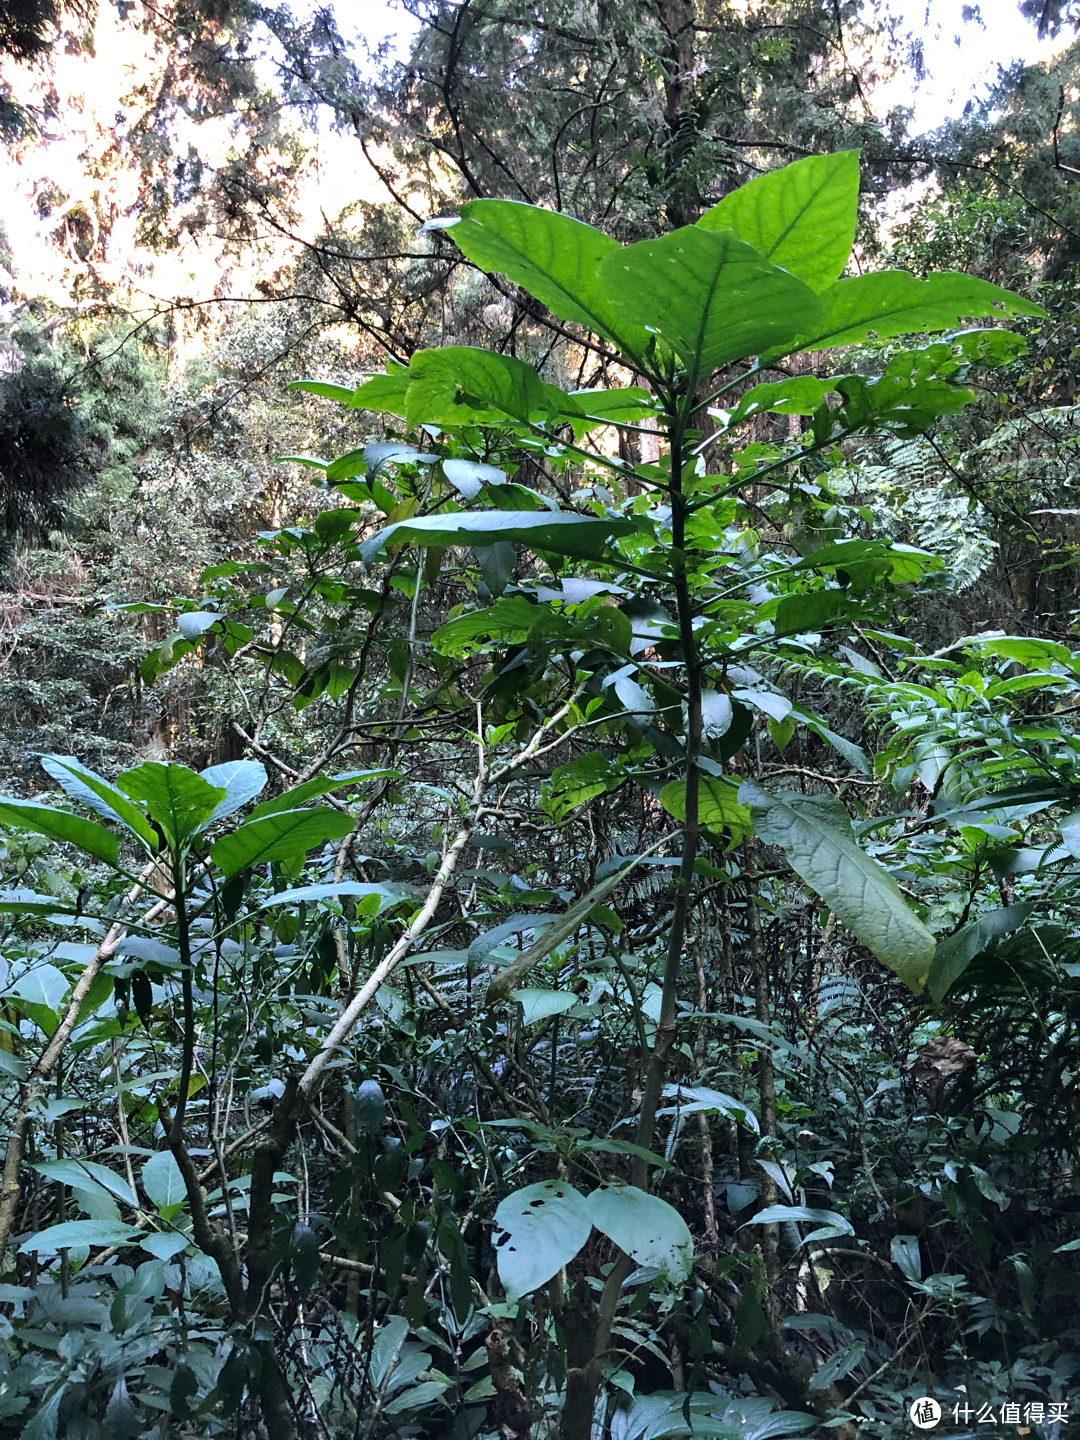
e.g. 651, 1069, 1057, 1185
405, 346, 551, 430
447, 200, 651, 359
19, 1219, 141, 1255
288, 379, 355, 404
599, 228, 824, 380
770, 270, 1046, 360
927, 903, 1034, 1003
142, 1150, 187, 1212
836, 371, 974, 436
698, 150, 861, 292
585, 1184, 693, 1284
722, 376, 831, 428
40, 756, 159, 851
347, 366, 410, 416
361, 511, 639, 567
9, 964, 67, 1011
510, 988, 579, 1025
485, 838, 672, 1003
259, 880, 411, 914
0, 796, 119, 867
209, 806, 354, 877
742, 1204, 853, 1237
116, 763, 226, 850
555, 386, 657, 438
33, 1158, 139, 1210
833, 339, 1000, 433
659, 774, 751, 843
741, 781, 935, 993
200, 760, 268, 824
0, 889, 80, 917
544, 752, 629, 821
493, 1179, 593, 1301
432, 595, 540, 657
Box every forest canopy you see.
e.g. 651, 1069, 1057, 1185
0, 3, 1079, 1439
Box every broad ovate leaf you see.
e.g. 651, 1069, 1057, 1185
248, 769, 396, 820
209, 807, 355, 877
585, 1185, 693, 1284
443, 458, 506, 500
927, 903, 1033, 1003
9, 964, 68, 1012
200, 760, 268, 824
259, 880, 411, 914
140, 1231, 191, 1261
493, 1180, 593, 1300
722, 375, 830, 428
741, 1204, 853, 1236
599, 228, 825, 379
176, 610, 221, 640
741, 781, 935, 993
474, 540, 516, 597
700, 690, 734, 739
348, 367, 410, 416
19, 1219, 142, 1255
405, 345, 550, 430
448, 199, 651, 359
660, 774, 751, 843
116, 763, 226, 850
698, 149, 861, 292
142, 1150, 187, 1213
510, 989, 578, 1025
33, 1158, 138, 1210
288, 379, 356, 405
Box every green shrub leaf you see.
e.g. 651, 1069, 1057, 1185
741, 781, 935, 992
493, 1179, 593, 1300
449, 200, 651, 359
599, 228, 825, 378
0, 797, 119, 867
772, 269, 1046, 361
585, 1184, 693, 1284
209, 807, 354, 877
116, 763, 226, 850
40, 756, 159, 851
698, 149, 861, 292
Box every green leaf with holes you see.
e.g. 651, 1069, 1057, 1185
659, 774, 751, 842
770, 269, 1046, 361
493, 1180, 593, 1301
585, 1184, 693, 1284
405, 346, 552, 430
